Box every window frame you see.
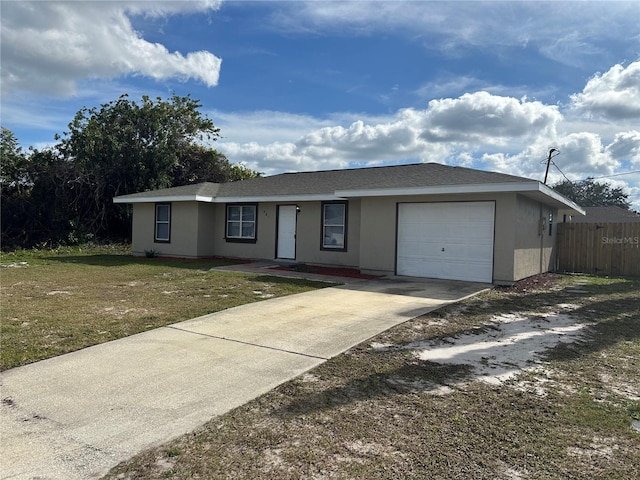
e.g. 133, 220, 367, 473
320, 201, 348, 252
154, 203, 171, 243
225, 203, 258, 243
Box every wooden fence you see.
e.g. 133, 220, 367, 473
556, 222, 640, 276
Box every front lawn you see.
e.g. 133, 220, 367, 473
0, 245, 331, 370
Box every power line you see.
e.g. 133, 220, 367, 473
551, 161, 572, 183
585, 170, 640, 180
537, 149, 639, 182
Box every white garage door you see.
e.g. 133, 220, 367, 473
397, 202, 495, 283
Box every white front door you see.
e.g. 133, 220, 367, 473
397, 202, 495, 283
277, 205, 297, 259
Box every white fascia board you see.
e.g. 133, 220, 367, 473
113, 193, 341, 204
537, 183, 586, 215
113, 195, 215, 204
335, 182, 539, 198
212, 194, 342, 203
335, 181, 586, 214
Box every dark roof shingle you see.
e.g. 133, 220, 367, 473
570, 206, 640, 223
115, 163, 535, 201
215, 162, 532, 197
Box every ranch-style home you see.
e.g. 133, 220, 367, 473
113, 162, 584, 284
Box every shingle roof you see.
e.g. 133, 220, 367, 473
115, 162, 534, 200
570, 206, 640, 223
117, 182, 221, 200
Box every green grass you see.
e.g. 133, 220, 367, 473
0, 245, 332, 370
103, 274, 640, 480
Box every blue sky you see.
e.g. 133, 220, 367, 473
2, 1, 640, 209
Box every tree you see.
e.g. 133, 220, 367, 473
1, 127, 27, 188
54, 94, 222, 239
1, 127, 32, 247
230, 162, 262, 180
552, 178, 631, 209
172, 144, 260, 185
1, 95, 259, 249
1, 131, 78, 248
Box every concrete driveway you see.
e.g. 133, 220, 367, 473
1, 276, 488, 480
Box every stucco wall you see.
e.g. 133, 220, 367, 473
211, 203, 277, 259
196, 203, 217, 257
492, 194, 517, 284
513, 194, 557, 281
131, 202, 201, 258
358, 197, 396, 274
293, 200, 361, 267
131, 203, 153, 256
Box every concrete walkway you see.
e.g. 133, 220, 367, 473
1, 274, 489, 480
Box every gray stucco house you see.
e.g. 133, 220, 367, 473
113, 162, 584, 284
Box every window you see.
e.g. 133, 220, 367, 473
321, 201, 347, 251
155, 204, 171, 242
226, 204, 257, 242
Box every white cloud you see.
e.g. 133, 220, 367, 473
476, 134, 623, 189
207, 110, 337, 146
0, 1, 222, 97
570, 62, 640, 120
415, 76, 520, 100
539, 32, 604, 69
217, 91, 561, 173
269, 1, 639, 68
420, 92, 561, 146
605, 131, 640, 167
219, 141, 325, 175
552, 133, 618, 178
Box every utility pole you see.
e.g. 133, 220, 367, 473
543, 148, 558, 184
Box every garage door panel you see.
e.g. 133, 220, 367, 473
445, 261, 490, 282
398, 258, 444, 278
397, 202, 495, 283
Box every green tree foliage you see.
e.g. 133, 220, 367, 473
1, 127, 32, 246
1, 95, 259, 249
1, 127, 28, 188
553, 178, 631, 209
172, 144, 261, 185
54, 94, 222, 238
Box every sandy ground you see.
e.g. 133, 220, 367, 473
373, 302, 590, 394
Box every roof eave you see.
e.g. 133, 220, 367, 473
531, 184, 586, 215
113, 193, 342, 204
211, 194, 342, 203
113, 195, 215, 204
335, 182, 586, 214
335, 182, 537, 197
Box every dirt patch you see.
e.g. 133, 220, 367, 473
495, 272, 563, 293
